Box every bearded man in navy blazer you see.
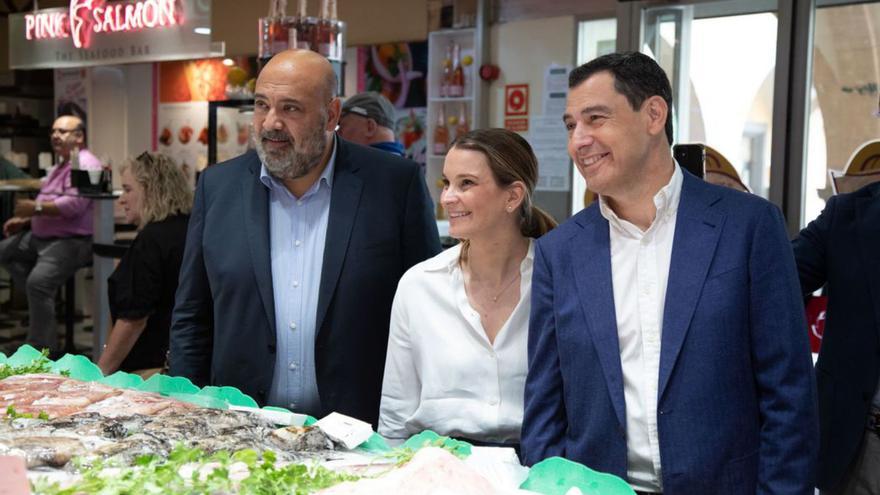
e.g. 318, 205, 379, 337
169, 50, 440, 426
521, 52, 817, 494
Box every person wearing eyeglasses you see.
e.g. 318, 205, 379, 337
0, 114, 103, 357
97, 152, 191, 376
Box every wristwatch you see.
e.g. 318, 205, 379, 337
34, 200, 43, 215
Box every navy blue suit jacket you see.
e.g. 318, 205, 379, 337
793, 181, 880, 490
522, 170, 818, 494
169, 139, 441, 425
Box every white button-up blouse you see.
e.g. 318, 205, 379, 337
378, 241, 534, 443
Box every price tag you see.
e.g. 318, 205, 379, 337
315, 412, 374, 450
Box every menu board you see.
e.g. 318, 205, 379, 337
156, 101, 208, 187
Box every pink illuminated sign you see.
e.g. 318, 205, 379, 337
24, 0, 183, 49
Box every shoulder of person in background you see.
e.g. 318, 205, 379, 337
341, 136, 418, 173
77, 149, 104, 170
0, 157, 29, 179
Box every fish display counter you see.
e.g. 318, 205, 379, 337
0, 345, 635, 495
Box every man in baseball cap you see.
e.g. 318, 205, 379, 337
338, 92, 405, 156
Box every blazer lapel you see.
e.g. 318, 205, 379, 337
658, 173, 724, 399
316, 141, 364, 335
856, 184, 880, 342
572, 208, 627, 429
241, 153, 277, 341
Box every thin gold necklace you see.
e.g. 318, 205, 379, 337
472, 269, 521, 304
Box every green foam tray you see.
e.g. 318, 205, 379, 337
402, 430, 472, 457
520, 456, 635, 495
198, 385, 259, 408
1, 344, 640, 489
5, 345, 44, 366
0, 346, 304, 436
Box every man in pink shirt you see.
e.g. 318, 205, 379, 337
0, 115, 102, 354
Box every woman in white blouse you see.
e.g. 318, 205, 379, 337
379, 128, 556, 449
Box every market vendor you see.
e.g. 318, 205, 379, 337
97, 152, 191, 376
378, 128, 555, 450
0, 115, 102, 356
169, 49, 440, 425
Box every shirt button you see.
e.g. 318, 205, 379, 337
488, 398, 498, 406
293, 281, 300, 288
294, 240, 302, 247
289, 403, 297, 410
289, 322, 297, 330
296, 200, 303, 206
289, 362, 299, 370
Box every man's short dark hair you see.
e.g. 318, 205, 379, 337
569, 52, 674, 145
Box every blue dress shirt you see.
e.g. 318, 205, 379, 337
261, 139, 337, 416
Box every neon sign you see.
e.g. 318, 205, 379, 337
24, 0, 183, 49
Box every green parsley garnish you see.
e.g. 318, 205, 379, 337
31, 444, 359, 495
0, 349, 69, 380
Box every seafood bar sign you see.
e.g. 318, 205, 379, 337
8, 0, 222, 69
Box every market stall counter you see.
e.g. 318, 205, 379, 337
0, 345, 635, 494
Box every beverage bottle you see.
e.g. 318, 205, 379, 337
317, 0, 339, 59
268, 0, 289, 55
454, 103, 469, 140
440, 42, 453, 98
433, 105, 449, 155
295, 0, 312, 51
449, 42, 464, 97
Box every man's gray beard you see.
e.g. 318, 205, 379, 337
254, 125, 328, 181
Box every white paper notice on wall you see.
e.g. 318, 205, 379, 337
543, 64, 571, 120
529, 115, 571, 192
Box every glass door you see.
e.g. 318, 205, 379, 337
802, 0, 880, 225
639, 0, 780, 199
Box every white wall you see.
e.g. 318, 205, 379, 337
87, 63, 154, 186
488, 16, 577, 221
488, 16, 576, 127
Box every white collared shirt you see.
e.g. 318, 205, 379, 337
598, 165, 683, 492
378, 241, 534, 443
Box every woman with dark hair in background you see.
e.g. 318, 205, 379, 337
98, 152, 192, 376
379, 128, 556, 450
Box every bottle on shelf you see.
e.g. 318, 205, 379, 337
285, 0, 300, 51
440, 42, 453, 98
433, 105, 449, 155
454, 103, 469, 141
268, 0, 289, 55
295, 0, 313, 51
317, 0, 340, 59
449, 42, 464, 97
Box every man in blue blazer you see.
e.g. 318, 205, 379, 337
522, 52, 817, 494
794, 180, 880, 494
169, 50, 440, 426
